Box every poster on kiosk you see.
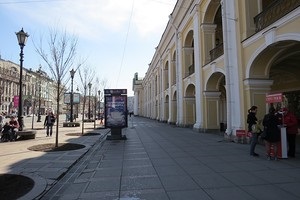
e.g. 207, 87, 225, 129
104, 89, 128, 128
266, 93, 288, 159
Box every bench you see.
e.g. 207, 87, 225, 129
63, 122, 80, 127
17, 130, 36, 140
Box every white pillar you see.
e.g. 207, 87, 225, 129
176, 32, 184, 126
160, 59, 165, 121
168, 49, 172, 123
192, 6, 203, 130
221, 0, 242, 135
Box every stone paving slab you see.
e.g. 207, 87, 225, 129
0, 115, 109, 200
2, 116, 300, 199
36, 117, 300, 200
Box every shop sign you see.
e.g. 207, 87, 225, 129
266, 93, 283, 103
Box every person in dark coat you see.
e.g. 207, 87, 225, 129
263, 107, 281, 160
8, 116, 19, 141
44, 112, 55, 137
247, 105, 259, 157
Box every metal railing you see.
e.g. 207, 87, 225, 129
209, 43, 224, 62
183, 64, 195, 79
254, 0, 300, 32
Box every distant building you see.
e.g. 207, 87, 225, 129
0, 59, 65, 115
132, 72, 143, 116
127, 96, 134, 114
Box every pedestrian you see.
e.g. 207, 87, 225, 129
1, 122, 11, 142
247, 105, 259, 157
100, 115, 103, 125
0, 112, 3, 131
282, 108, 298, 158
44, 112, 55, 137
263, 107, 281, 160
8, 116, 19, 141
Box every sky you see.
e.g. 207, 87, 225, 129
0, 0, 177, 96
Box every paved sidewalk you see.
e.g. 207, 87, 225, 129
38, 117, 300, 200
0, 115, 110, 200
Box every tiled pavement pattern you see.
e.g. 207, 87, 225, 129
39, 117, 300, 200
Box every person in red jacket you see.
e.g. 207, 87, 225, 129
282, 108, 298, 158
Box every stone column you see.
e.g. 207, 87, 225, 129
167, 49, 172, 123
192, 6, 203, 131
176, 32, 184, 126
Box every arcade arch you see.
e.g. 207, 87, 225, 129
202, 1, 223, 64
183, 30, 194, 79
164, 94, 169, 122
204, 72, 226, 131
184, 84, 196, 126
171, 91, 177, 124
164, 61, 169, 90
247, 40, 300, 119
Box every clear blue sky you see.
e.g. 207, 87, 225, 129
0, 0, 176, 96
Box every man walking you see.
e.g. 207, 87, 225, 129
44, 112, 55, 137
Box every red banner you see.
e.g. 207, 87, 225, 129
236, 130, 246, 137
266, 93, 283, 103
13, 96, 19, 107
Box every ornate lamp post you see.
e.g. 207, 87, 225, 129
88, 82, 92, 120
70, 69, 76, 122
16, 28, 29, 131
37, 66, 42, 122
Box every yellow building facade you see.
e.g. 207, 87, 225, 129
133, 0, 300, 137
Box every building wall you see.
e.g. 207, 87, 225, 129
0, 59, 63, 116
133, 0, 300, 137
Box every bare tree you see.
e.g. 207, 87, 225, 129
94, 77, 107, 128
78, 66, 95, 135
34, 27, 78, 147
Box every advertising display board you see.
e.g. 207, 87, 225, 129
64, 93, 80, 104
64, 93, 71, 104
104, 89, 128, 128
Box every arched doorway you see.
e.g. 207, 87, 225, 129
172, 91, 177, 124
165, 94, 169, 122
184, 84, 196, 126
204, 72, 226, 131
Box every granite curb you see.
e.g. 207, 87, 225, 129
29, 128, 111, 199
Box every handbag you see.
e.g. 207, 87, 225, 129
260, 127, 267, 139
251, 124, 261, 134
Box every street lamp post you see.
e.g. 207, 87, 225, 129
16, 28, 29, 131
76, 86, 79, 119
37, 67, 42, 122
0, 85, 3, 107
88, 82, 92, 120
70, 69, 76, 122
98, 90, 101, 119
